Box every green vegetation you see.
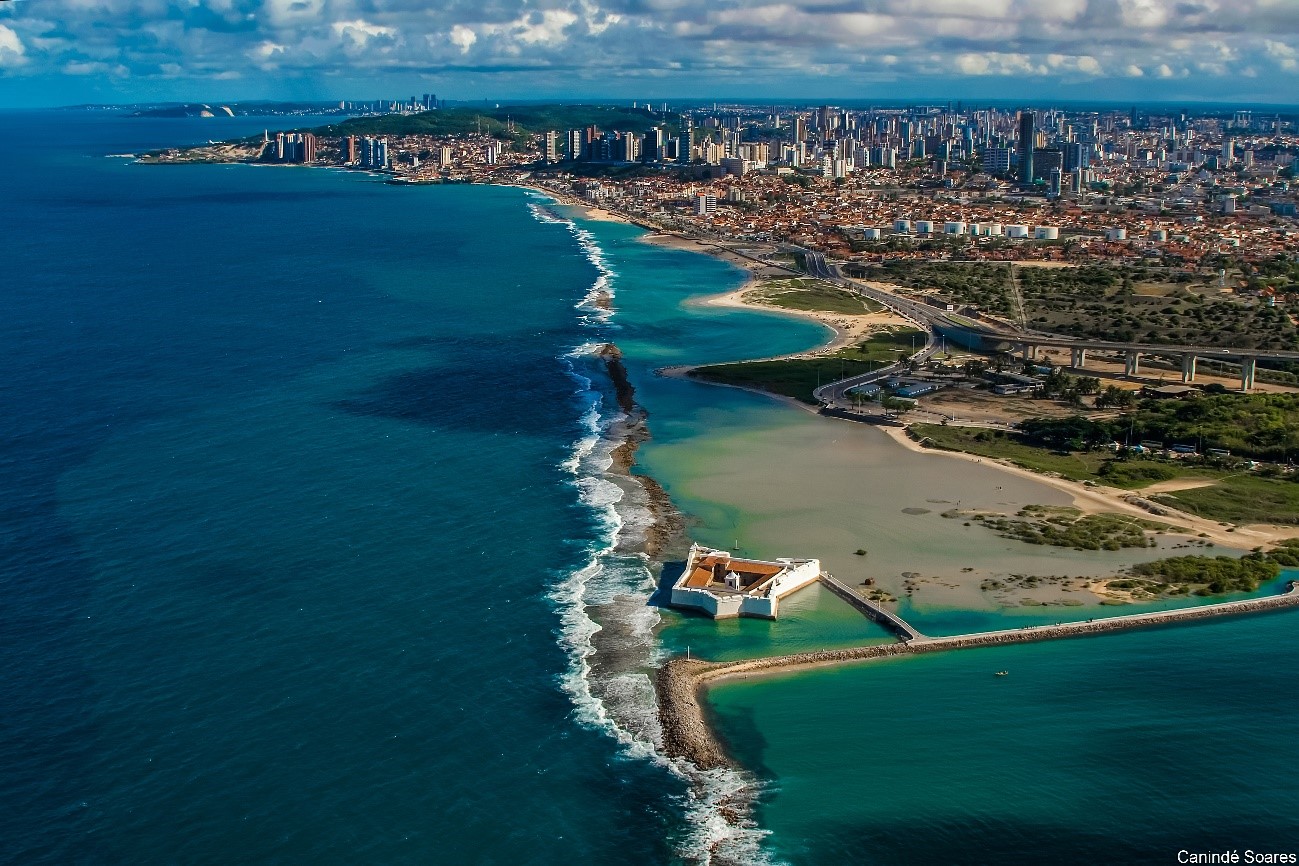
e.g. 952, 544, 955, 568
316, 104, 674, 143
862, 262, 1014, 316
1020, 393, 1299, 462
687, 327, 923, 404
917, 398, 1299, 524
1154, 475, 1299, 526
1014, 264, 1299, 363
910, 424, 1111, 481
750, 279, 883, 315
980, 506, 1170, 551
1129, 551, 1281, 595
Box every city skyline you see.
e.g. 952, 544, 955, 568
3, 0, 1299, 108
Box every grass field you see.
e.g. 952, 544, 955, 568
1154, 475, 1299, 525
912, 423, 1299, 526
750, 279, 883, 316
909, 424, 1112, 481
687, 327, 923, 404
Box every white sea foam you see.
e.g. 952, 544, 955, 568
534, 200, 779, 865
527, 200, 617, 325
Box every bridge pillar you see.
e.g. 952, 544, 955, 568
1125, 350, 1141, 377
1241, 357, 1257, 392
1181, 354, 1197, 384
1070, 348, 1087, 369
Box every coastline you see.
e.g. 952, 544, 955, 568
594, 343, 687, 558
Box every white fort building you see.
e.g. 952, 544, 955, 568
670, 544, 822, 620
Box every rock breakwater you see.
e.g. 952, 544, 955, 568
656, 582, 1299, 769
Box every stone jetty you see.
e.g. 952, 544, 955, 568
656, 581, 1299, 770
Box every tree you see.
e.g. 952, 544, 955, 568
1076, 376, 1102, 396
1095, 384, 1134, 409
880, 395, 916, 416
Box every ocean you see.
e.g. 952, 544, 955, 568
4, 111, 1298, 865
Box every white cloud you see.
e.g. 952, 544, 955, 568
8, 0, 1299, 97
1265, 39, 1298, 70
331, 20, 398, 48
449, 25, 477, 53
0, 24, 26, 67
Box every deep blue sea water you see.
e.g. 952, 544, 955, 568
0, 111, 699, 864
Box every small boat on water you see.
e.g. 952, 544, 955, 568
995, 671, 1009, 677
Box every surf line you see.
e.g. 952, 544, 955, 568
657, 580, 1299, 770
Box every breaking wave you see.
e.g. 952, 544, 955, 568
529, 197, 779, 865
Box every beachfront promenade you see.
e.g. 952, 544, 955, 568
656, 580, 1299, 770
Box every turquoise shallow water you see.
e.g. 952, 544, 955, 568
709, 609, 1299, 864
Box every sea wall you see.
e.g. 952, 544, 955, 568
656, 582, 1299, 770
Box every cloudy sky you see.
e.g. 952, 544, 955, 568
2, 0, 1298, 107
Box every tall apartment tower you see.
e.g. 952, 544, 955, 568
1018, 111, 1035, 185
678, 116, 693, 164
543, 131, 560, 164
344, 135, 357, 165
645, 127, 664, 161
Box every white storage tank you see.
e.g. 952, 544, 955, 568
1106, 227, 1127, 241
987, 223, 1004, 236
1149, 229, 1167, 242
893, 219, 912, 234
1035, 226, 1060, 240
863, 228, 882, 240
915, 220, 935, 234
943, 221, 966, 235
1006, 224, 1030, 238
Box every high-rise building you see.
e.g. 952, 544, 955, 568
982, 147, 1012, 175
1063, 142, 1089, 172
439, 146, 454, 166
1034, 148, 1063, 180
566, 129, 584, 161
359, 137, 388, 170
1048, 167, 1063, 198
794, 116, 808, 145
543, 131, 560, 164
273, 131, 316, 163
1018, 111, 1035, 184
695, 193, 717, 215
344, 135, 357, 165
1223, 138, 1235, 164
645, 127, 664, 162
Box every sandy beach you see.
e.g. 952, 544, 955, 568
695, 286, 912, 356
